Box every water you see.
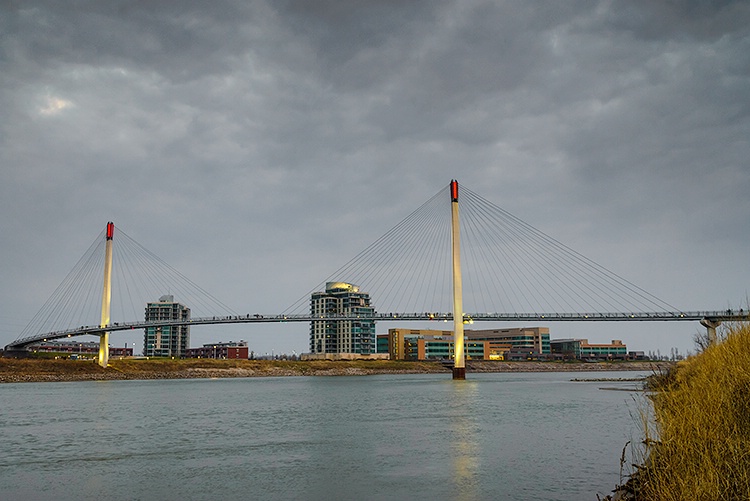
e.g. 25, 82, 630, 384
0, 372, 647, 501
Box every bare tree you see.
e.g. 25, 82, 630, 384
693, 324, 728, 353
693, 329, 711, 353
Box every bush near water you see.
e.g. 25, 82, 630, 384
627, 323, 750, 500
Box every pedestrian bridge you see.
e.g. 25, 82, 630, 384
5, 181, 742, 372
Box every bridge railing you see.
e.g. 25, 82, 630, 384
7, 310, 749, 352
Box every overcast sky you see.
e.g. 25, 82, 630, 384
2, 1, 749, 356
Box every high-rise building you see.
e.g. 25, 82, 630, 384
143, 294, 190, 357
309, 282, 375, 354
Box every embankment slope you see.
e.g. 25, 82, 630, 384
0, 357, 662, 383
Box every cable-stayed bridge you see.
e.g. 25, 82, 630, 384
4, 181, 744, 371
8, 310, 740, 342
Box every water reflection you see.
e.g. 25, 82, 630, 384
449, 380, 480, 501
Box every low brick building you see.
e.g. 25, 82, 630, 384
185, 341, 249, 359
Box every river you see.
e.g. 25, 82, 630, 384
0, 372, 647, 500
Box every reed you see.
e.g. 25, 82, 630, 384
634, 323, 750, 500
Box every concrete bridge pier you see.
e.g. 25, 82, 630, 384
700, 318, 722, 345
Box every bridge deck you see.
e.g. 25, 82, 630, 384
6, 310, 748, 351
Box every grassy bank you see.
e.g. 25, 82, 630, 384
0, 358, 448, 382
0, 357, 661, 383
625, 324, 750, 500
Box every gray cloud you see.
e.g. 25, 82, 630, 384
2, 0, 749, 355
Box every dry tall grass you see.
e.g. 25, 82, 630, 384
636, 323, 750, 500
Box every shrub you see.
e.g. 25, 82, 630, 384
635, 324, 750, 500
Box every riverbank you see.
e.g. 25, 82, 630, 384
607, 324, 750, 500
0, 357, 667, 383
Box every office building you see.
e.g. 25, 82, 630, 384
144, 294, 190, 357
383, 327, 551, 361
385, 328, 490, 361
465, 327, 551, 359
387, 328, 452, 360
309, 282, 375, 354
550, 339, 627, 360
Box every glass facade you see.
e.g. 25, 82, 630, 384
419, 340, 487, 360
550, 339, 627, 360
465, 327, 551, 357
310, 282, 376, 355
376, 335, 389, 354
144, 294, 190, 357
386, 329, 490, 360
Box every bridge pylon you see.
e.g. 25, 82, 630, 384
451, 180, 466, 380
98, 222, 114, 368
700, 317, 722, 346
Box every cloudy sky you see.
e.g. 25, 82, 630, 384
2, 0, 749, 356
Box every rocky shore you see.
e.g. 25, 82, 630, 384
0, 358, 668, 384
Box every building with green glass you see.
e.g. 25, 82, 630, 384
465, 327, 551, 358
309, 282, 375, 355
385, 328, 489, 361
143, 294, 190, 357
550, 339, 627, 360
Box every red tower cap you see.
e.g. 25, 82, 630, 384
450, 180, 458, 202
106, 222, 114, 240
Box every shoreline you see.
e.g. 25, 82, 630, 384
0, 358, 669, 384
